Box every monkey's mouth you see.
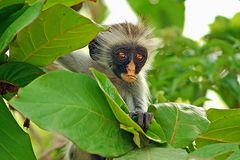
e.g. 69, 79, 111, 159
121, 73, 137, 83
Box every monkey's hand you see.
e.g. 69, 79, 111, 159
129, 111, 153, 132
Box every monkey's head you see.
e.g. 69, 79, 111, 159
89, 23, 158, 83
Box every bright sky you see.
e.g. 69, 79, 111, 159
103, 0, 240, 41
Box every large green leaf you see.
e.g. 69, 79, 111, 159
9, 4, 105, 66
189, 143, 240, 160
43, 0, 87, 10
90, 68, 129, 113
0, 0, 24, 21
0, 0, 44, 53
0, 62, 44, 100
227, 151, 240, 160
114, 147, 188, 160
207, 108, 240, 122
0, 62, 44, 87
153, 103, 210, 148
91, 69, 166, 145
196, 108, 240, 147
127, 0, 185, 33
0, 97, 36, 160
10, 70, 134, 157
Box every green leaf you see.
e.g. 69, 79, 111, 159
0, 0, 24, 9
209, 16, 230, 35
120, 125, 141, 148
0, 3, 24, 38
91, 68, 147, 145
215, 73, 240, 108
230, 12, 240, 39
0, 0, 24, 20
153, 103, 210, 148
0, 97, 36, 160
192, 97, 210, 106
0, 0, 44, 53
189, 143, 239, 159
127, 0, 185, 33
9, 4, 105, 66
10, 70, 134, 157
0, 62, 43, 100
0, 53, 8, 64
201, 39, 234, 56
43, 0, 87, 10
220, 74, 240, 101
91, 68, 166, 144
227, 151, 240, 160
0, 62, 44, 87
207, 108, 240, 122
90, 68, 129, 113
196, 108, 240, 147
114, 147, 188, 160
146, 119, 166, 143
26, 0, 38, 4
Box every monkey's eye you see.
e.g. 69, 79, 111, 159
117, 52, 126, 61
136, 53, 144, 62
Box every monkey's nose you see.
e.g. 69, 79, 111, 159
127, 61, 136, 74
127, 67, 135, 72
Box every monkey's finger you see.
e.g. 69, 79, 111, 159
143, 113, 154, 132
136, 111, 144, 128
129, 112, 136, 119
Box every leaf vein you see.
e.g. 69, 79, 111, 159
27, 31, 36, 49
22, 22, 94, 62
170, 106, 179, 144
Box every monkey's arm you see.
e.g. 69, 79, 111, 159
57, 51, 93, 73
129, 75, 153, 131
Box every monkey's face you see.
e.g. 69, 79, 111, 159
111, 44, 148, 83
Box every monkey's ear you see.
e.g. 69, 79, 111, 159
88, 39, 100, 61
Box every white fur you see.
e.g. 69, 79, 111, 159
93, 23, 159, 72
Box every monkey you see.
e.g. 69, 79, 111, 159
57, 22, 159, 160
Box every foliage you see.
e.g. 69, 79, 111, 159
127, 0, 185, 34
9, 4, 104, 66
10, 70, 135, 157
153, 103, 209, 148
0, 98, 36, 160
0, 0, 43, 53
43, 0, 86, 10
0, 0, 239, 159
9, 69, 210, 158
196, 108, 240, 147
0, 61, 44, 100
149, 13, 240, 108
114, 147, 188, 160
189, 143, 240, 160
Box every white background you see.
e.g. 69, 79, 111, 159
103, 0, 240, 40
